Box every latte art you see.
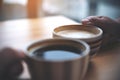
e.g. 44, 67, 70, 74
57, 30, 96, 38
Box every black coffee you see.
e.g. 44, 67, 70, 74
30, 45, 82, 61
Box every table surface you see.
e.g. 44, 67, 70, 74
0, 16, 120, 80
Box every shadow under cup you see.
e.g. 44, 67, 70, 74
53, 24, 103, 56
25, 39, 90, 80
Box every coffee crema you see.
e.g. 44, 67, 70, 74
30, 45, 82, 61
57, 30, 96, 38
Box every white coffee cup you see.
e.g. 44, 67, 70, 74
25, 38, 90, 80
53, 24, 103, 56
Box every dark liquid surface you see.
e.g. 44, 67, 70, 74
31, 45, 82, 61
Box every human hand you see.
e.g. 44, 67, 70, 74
82, 16, 120, 50
0, 48, 25, 80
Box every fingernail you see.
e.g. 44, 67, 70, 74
82, 21, 93, 25
81, 19, 89, 22
81, 19, 93, 25
86, 22, 93, 25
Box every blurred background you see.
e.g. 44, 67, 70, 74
0, 0, 120, 22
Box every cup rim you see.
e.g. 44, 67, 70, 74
53, 24, 103, 41
24, 38, 90, 62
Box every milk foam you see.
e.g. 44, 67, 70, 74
57, 30, 96, 38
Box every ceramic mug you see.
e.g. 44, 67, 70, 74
24, 38, 90, 80
53, 24, 103, 56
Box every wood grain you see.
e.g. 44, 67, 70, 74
0, 16, 78, 50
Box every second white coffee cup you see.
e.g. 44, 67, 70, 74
53, 24, 103, 56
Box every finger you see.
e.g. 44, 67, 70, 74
82, 16, 104, 26
0, 48, 24, 64
81, 19, 93, 25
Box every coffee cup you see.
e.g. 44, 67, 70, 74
53, 24, 103, 56
24, 38, 90, 80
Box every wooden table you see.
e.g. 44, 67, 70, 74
0, 16, 120, 80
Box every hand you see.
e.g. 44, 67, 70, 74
0, 48, 25, 80
82, 16, 120, 50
